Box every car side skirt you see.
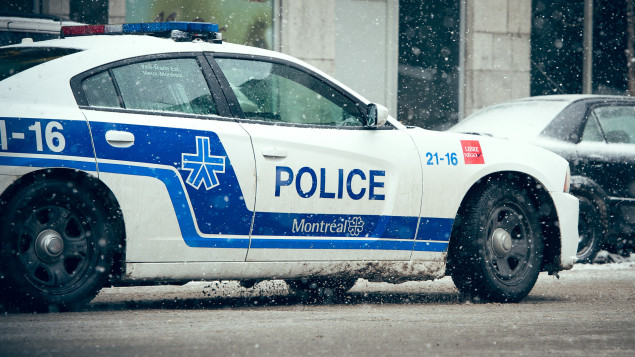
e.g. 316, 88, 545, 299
122, 254, 447, 284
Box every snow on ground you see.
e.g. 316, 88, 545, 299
91, 251, 633, 306
571, 250, 635, 271
590, 250, 635, 264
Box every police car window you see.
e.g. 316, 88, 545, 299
592, 106, 635, 144
111, 58, 217, 115
82, 71, 121, 108
215, 58, 363, 126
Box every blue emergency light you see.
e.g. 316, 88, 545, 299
61, 22, 221, 42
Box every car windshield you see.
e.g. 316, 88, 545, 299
0, 47, 81, 81
450, 100, 571, 139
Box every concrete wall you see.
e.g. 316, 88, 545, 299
278, 0, 398, 116
108, 0, 126, 24
334, 0, 398, 117
278, 0, 336, 76
41, 0, 70, 19
463, 0, 532, 116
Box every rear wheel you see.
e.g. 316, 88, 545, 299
0, 178, 116, 312
450, 181, 544, 303
575, 196, 603, 263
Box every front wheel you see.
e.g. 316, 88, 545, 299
0, 178, 117, 312
449, 181, 544, 303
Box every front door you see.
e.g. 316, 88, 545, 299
211, 56, 423, 261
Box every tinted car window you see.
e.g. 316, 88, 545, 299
581, 114, 604, 142
0, 47, 81, 81
592, 106, 635, 144
82, 71, 121, 108
215, 58, 363, 126
109, 58, 217, 115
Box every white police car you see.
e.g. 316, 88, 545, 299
0, 22, 578, 311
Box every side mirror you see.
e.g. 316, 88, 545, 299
366, 103, 389, 127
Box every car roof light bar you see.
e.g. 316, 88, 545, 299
61, 22, 221, 41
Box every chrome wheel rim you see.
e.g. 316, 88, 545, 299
485, 203, 533, 284
18, 205, 91, 292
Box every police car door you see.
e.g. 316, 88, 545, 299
211, 55, 423, 261
73, 54, 256, 263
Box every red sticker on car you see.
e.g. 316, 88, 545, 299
461, 140, 484, 164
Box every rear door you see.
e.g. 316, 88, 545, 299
209, 55, 423, 262
72, 53, 256, 263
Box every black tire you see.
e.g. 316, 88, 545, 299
576, 196, 603, 263
449, 181, 544, 303
0, 178, 116, 312
286, 278, 356, 303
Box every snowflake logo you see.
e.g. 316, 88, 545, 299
181, 136, 226, 190
347, 216, 365, 237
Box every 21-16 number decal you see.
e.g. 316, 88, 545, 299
426, 152, 458, 166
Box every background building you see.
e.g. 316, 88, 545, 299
2, 0, 632, 129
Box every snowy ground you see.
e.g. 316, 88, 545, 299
88, 250, 635, 306
1, 253, 633, 357
590, 250, 635, 265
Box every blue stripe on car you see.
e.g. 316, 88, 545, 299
0, 117, 453, 252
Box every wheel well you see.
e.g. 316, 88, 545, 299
446, 171, 563, 275
570, 176, 610, 241
0, 168, 126, 286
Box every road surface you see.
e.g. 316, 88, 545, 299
1, 261, 633, 356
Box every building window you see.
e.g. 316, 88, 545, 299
531, 0, 631, 95
70, 0, 109, 25
398, 0, 460, 130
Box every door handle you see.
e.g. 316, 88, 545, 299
262, 148, 287, 158
586, 154, 605, 168
105, 130, 135, 148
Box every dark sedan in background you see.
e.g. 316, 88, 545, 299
450, 95, 635, 262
